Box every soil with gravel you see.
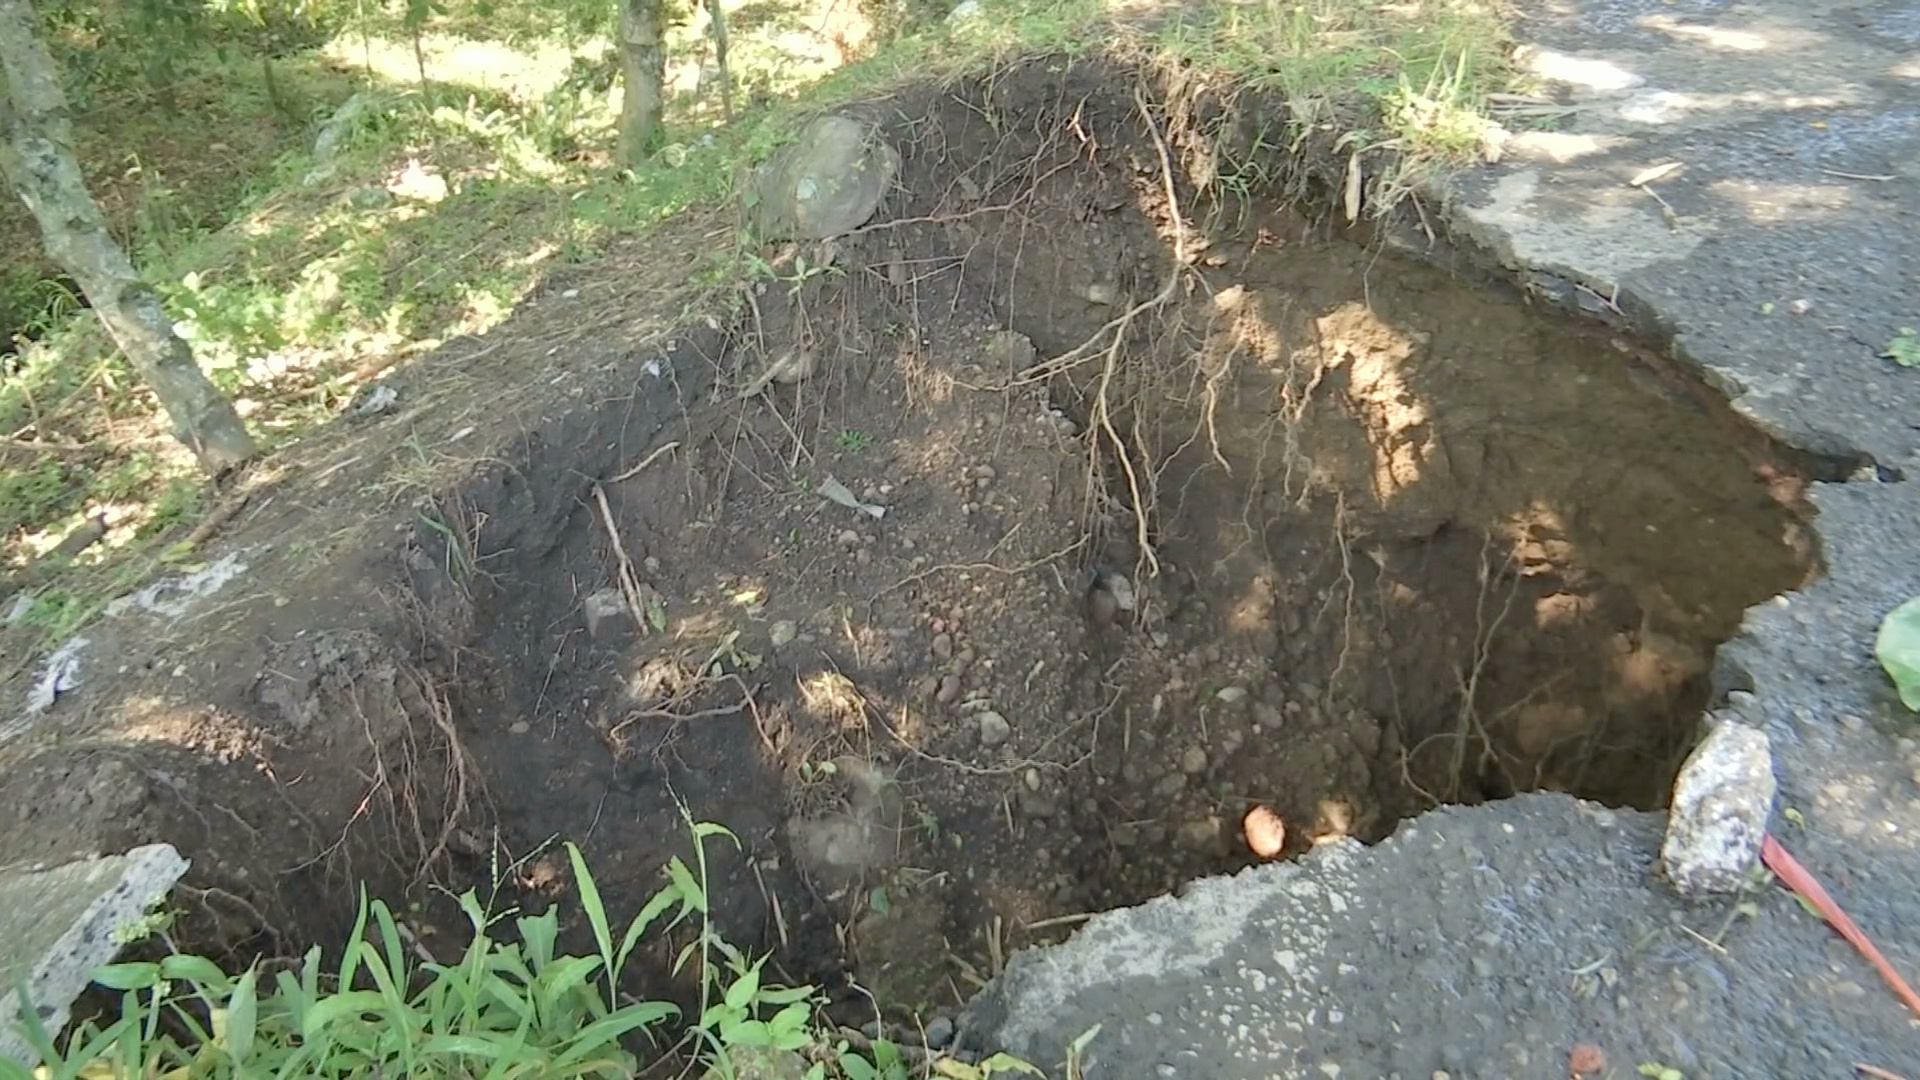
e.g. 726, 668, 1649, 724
0, 59, 1821, 1037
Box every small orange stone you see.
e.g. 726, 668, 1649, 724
1568, 1043, 1606, 1076
1242, 806, 1286, 859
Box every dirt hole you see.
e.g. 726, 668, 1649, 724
404, 63, 1816, 1021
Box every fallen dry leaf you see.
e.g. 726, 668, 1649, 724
1569, 1043, 1606, 1076
1628, 161, 1683, 187
1763, 834, 1920, 1020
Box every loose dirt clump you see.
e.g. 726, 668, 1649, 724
0, 57, 1821, 1037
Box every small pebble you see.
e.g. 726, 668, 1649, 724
1243, 806, 1286, 859
838, 528, 861, 548
924, 1016, 955, 1049
1180, 817, 1220, 849
977, 710, 1010, 747
931, 633, 955, 661
1086, 585, 1120, 627
936, 674, 963, 704
1568, 1044, 1605, 1077
1020, 786, 1057, 819
1181, 746, 1209, 774
770, 620, 798, 648
1215, 686, 1249, 704
1024, 767, 1042, 791
508, 720, 531, 735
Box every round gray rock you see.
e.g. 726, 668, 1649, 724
977, 709, 1011, 747
748, 115, 900, 240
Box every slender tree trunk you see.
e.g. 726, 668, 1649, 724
0, 0, 256, 473
704, 0, 732, 123
615, 0, 667, 168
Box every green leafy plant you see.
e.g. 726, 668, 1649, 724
139, 477, 204, 539
6, 875, 680, 1080
6, 818, 1057, 1080
0, 459, 76, 537
836, 428, 874, 453
834, 1036, 910, 1080
797, 758, 840, 782
744, 252, 842, 298
1883, 327, 1920, 368
1877, 596, 1920, 711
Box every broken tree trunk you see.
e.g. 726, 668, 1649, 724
615, 0, 668, 168
0, 0, 257, 473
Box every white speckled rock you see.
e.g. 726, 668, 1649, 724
1661, 722, 1775, 899
0, 844, 189, 1066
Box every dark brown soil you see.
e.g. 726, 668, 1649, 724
0, 58, 1818, 1033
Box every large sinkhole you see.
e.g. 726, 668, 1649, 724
432, 64, 1816, 1018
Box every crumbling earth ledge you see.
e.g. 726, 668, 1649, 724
960, 0, 1920, 1073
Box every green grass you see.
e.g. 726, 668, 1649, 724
2, 824, 1033, 1080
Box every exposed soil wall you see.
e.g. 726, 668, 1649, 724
0, 56, 1822, 1034
389, 60, 1817, 1019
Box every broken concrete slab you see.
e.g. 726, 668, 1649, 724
962, 0, 1920, 1072
0, 844, 189, 1066
1431, 1, 1920, 470
962, 796, 1920, 1078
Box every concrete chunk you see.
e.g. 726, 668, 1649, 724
1661, 722, 1775, 899
0, 845, 189, 1066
